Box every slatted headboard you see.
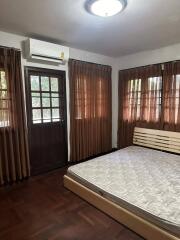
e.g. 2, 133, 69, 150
133, 127, 180, 154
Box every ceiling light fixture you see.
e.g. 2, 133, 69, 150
86, 0, 127, 17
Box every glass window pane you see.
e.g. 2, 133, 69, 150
52, 108, 59, 119
43, 119, 51, 123
0, 71, 7, 90
52, 118, 60, 122
41, 77, 49, 91
43, 108, 51, 120
51, 98, 59, 107
158, 78, 162, 90
176, 75, 180, 89
0, 90, 8, 99
0, 109, 8, 119
51, 78, 58, 91
33, 120, 41, 124
32, 97, 41, 108
42, 97, 50, 107
33, 109, 41, 121
0, 109, 10, 127
31, 76, 40, 91
0, 100, 9, 109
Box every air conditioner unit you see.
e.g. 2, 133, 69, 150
25, 38, 69, 65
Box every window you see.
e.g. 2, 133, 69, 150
124, 79, 141, 121
75, 78, 89, 119
30, 75, 61, 124
97, 78, 107, 118
145, 76, 162, 122
175, 74, 180, 124
123, 76, 162, 122
118, 62, 180, 148
0, 70, 10, 127
163, 73, 180, 124
75, 78, 106, 119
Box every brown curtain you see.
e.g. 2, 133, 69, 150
118, 64, 162, 148
163, 61, 180, 131
0, 47, 30, 185
69, 59, 112, 162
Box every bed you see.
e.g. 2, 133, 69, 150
64, 127, 180, 240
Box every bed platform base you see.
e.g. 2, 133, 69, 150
64, 175, 179, 240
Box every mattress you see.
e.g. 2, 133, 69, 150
67, 146, 180, 237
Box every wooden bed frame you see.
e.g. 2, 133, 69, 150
64, 127, 180, 240
133, 127, 180, 154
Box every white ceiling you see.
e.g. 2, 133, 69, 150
0, 0, 180, 57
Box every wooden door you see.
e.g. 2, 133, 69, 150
25, 67, 67, 175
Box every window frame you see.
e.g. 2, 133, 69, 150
127, 78, 142, 121
24, 66, 67, 127
145, 76, 162, 122
123, 76, 163, 122
30, 75, 61, 124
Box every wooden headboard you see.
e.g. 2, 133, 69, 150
133, 127, 180, 154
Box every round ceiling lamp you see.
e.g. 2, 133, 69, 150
86, 0, 127, 17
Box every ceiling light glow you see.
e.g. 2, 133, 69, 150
88, 0, 126, 17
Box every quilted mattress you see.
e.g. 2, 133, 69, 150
67, 146, 180, 236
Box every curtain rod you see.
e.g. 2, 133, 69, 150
70, 58, 112, 68
119, 59, 179, 72
0, 45, 21, 51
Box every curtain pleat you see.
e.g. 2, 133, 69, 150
0, 48, 30, 185
69, 59, 112, 162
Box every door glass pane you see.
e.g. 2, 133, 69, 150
51, 78, 58, 91
52, 98, 59, 107
52, 93, 59, 97
33, 109, 41, 121
42, 97, 50, 107
42, 93, 50, 97
32, 92, 40, 97
52, 108, 59, 119
32, 97, 41, 108
41, 77, 49, 91
43, 108, 51, 120
31, 76, 40, 91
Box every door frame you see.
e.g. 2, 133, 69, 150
24, 66, 68, 173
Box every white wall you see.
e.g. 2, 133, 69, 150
0, 31, 116, 160
116, 43, 180, 70
112, 43, 180, 147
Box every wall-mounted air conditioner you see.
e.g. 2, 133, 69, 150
25, 38, 69, 65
